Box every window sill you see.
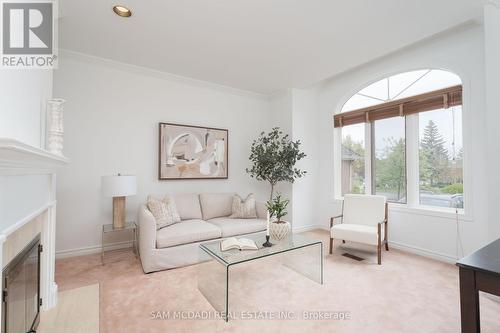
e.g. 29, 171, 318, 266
331, 197, 472, 222
388, 203, 472, 222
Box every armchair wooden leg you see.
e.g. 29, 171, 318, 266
377, 245, 381, 265
384, 221, 389, 251
377, 223, 382, 265
329, 238, 333, 254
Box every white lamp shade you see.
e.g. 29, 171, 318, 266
101, 175, 137, 197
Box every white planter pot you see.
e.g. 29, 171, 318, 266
269, 220, 291, 241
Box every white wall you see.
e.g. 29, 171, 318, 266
0, 174, 51, 231
291, 89, 320, 230
266, 89, 321, 227
265, 88, 321, 230
0, 70, 53, 148
268, 91, 294, 221
53, 51, 271, 254
269, 90, 293, 134
484, 4, 500, 241
314, 24, 489, 260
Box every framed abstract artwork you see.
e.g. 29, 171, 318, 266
158, 123, 228, 180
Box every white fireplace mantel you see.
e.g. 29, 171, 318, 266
0, 138, 68, 175
0, 137, 68, 313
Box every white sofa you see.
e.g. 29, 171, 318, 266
138, 193, 267, 273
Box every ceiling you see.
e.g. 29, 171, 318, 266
59, 0, 483, 94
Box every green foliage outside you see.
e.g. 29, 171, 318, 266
342, 119, 463, 199
420, 120, 450, 187
441, 183, 464, 194
419, 120, 463, 194
342, 135, 365, 194
375, 137, 406, 200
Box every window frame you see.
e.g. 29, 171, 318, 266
334, 70, 471, 221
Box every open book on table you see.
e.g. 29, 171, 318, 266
220, 237, 258, 251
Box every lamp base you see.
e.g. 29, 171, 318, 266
262, 235, 273, 247
113, 196, 126, 229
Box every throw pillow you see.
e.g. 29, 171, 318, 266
147, 195, 181, 230
229, 194, 257, 219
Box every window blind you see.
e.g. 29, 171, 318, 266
334, 85, 462, 128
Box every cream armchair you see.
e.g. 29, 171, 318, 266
329, 194, 388, 265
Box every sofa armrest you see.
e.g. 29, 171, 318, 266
138, 205, 157, 266
256, 201, 267, 219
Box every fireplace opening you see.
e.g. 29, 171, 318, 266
2, 234, 41, 333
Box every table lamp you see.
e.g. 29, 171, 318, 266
101, 174, 137, 229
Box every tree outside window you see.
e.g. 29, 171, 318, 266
419, 108, 463, 208
341, 124, 365, 195
373, 117, 406, 202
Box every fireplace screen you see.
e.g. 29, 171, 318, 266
2, 234, 41, 333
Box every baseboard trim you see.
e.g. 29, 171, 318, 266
56, 240, 134, 259
56, 229, 458, 265
389, 241, 458, 264
294, 225, 458, 264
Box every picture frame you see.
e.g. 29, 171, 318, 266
158, 122, 228, 180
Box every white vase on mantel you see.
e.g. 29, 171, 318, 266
269, 220, 291, 241
47, 98, 66, 156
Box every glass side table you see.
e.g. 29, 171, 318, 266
101, 222, 138, 265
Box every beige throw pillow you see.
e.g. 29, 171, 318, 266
229, 194, 257, 219
147, 195, 181, 230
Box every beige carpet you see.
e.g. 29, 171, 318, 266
54, 230, 500, 333
38, 283, 99, 333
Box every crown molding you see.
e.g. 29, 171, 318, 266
0, 138, 68, 175
58, 49, 270, 101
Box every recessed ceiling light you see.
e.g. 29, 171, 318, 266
113, 5, 132, 17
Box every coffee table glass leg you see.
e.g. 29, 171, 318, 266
282, 242, 323, 284
197, 247, 229, 321
225, 266, 229, 322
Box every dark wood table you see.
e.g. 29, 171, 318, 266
456, 238, 500, 333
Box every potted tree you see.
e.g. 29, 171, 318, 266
266, 193, 291, 240
246, 127, 306, 240
246, 127, 306, 201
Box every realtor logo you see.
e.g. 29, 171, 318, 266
1, 0, 57, 68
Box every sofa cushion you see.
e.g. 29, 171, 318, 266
172, 194, 202, 220
147, 195, 181, 230
156, 219, 221, 248
199, 193, 235, 220
229, 194, 257, 219
206, 218, 266, 237
330, 223, 383, 246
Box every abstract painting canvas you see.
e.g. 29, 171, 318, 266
158, 123, 228, 180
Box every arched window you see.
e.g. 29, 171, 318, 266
337, 69, 464, 210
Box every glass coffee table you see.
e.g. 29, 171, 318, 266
198, 233, 323, 321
